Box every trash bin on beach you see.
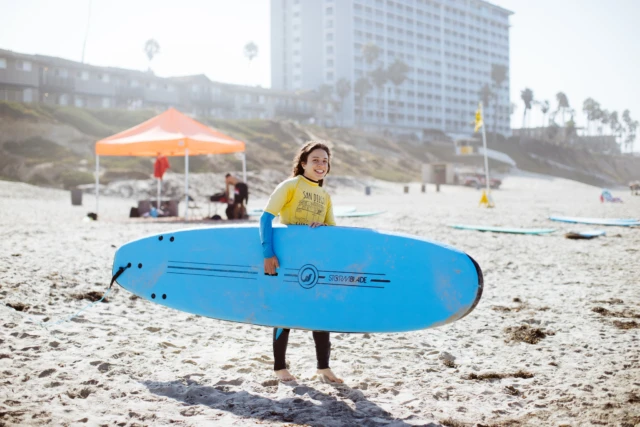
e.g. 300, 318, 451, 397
365, 186, 371, 196
71, 189, 83, 206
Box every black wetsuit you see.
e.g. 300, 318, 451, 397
273, 328, 331, 371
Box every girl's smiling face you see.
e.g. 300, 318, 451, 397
302, 148, 329, 182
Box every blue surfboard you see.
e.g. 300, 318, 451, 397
111, 226, 483, 333
549, 216, 639, 226
449, 224, 556, 235
565, 230, 606, 239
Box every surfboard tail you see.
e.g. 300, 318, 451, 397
459, 255, 483, 319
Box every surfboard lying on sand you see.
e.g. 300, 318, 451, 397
564, 230, 606, 239
112, 225, 483, 333
549, 216, 640, 226
449, 224, 556, 235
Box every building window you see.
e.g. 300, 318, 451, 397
326, 33, 334, 41
16, 60, 32, 72
23, 88, 33, 103
326, 72, 334, 80
74, 97, 84, 108
0, 58, 6, 69
77, 70, 89, 81
327, 59, 334, 67
326, 19, 334, 28
326, 7, 333, 15
102, 97, 111, 108
59, 94, 69, 106
326, 46, 334, 54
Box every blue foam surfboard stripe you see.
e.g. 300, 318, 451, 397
112, 225, 483, 333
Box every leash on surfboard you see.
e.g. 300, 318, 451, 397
25, 264, 131, 331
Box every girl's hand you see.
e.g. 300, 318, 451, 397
309, 222, 326, 228
264, 256, 280, 275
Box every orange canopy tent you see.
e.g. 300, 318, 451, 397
94, 108, 246, 219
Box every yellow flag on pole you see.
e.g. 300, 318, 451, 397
474, 104, 483, 133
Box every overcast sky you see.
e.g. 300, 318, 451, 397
1, 0, 638, 144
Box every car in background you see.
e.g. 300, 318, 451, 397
460, 173, 502, 189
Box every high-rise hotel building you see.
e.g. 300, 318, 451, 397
271, 0, 512, 136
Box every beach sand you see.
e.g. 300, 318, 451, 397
1, 172, 639, 426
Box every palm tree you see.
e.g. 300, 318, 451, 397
387, 59, 409, 122
622, 110, 638, 153
144, 39, 160, 70
335, 78, 352, 126
479, 84, 492, 110
369, 66, 388, 121
539, 100, 550, 128
555, 92, 570, 126
599, 109, 610, 135
244, 42, 258, 64
520, 88, 534, 135
582, 98, 600, 136
609, 111, 619, 137
362, 43, 382, 121
362, 43, 381, 70
315, 84, 334, 126
490, 64, 507, 138
354, 77, 372, 125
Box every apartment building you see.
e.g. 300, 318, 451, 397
271, 0, 512, 136
0, 48, 336, 124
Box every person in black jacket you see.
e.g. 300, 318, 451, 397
225, 173, 249, 220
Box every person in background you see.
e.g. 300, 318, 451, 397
225, 173, 249, 220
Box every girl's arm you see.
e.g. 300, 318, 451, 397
260, 212, 279, 275
260, 212, 276, 258
325, 196, 336, 226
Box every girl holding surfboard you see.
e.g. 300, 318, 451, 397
259, 141, 343, 384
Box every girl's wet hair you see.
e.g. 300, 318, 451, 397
292, 141, 331, 187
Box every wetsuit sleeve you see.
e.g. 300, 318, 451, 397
260, 212, 276, 258
325, 195, 336, 226
264, 180, 293, 217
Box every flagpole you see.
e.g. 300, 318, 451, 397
479, 101, 490, 195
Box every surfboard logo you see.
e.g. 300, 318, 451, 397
297, 264, 319, 289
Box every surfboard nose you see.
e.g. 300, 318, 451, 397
459, 255, 483, 319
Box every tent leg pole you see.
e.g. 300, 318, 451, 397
185, 148, 189, 220
95, 154, 99, 217
242, 152, 247, 183
157, 178, 161, 215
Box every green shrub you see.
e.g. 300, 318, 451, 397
51, 107, 115, 137
4, 137, 76, 160
58, 170, 95, 189
0, 101, 45, 121
99, 156, 151, 171
88, 108, 156, 131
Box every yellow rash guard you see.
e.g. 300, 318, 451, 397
264, 175, 336, 226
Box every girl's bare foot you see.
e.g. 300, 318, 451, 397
274, 369, 296, 382
317, 368, 344, 383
